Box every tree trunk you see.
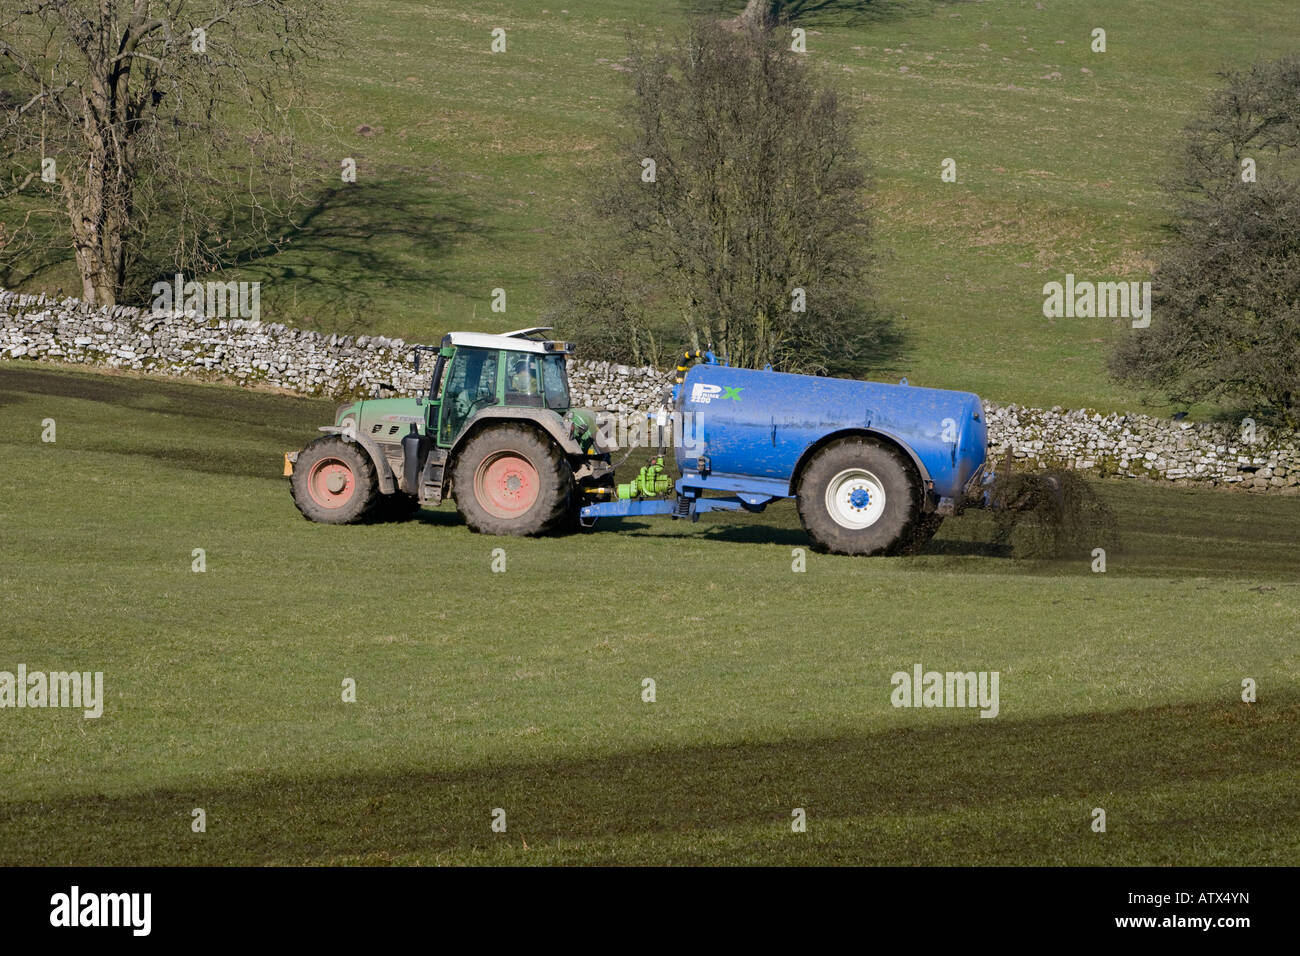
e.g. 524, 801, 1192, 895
65, 168, 115, 306
739, 0, 778, 29
65, 196, 121, 306
62, 64, 130, 307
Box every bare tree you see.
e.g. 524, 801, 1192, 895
0, 0, 333, 305
550, 19, 887, 374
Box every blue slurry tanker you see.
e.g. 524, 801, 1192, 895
286, 330, 992, 556
578, 354, 990, 555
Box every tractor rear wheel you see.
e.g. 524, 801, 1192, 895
290, 436, 379, 524
796, 437, 921, 556
451, 424, 573, 536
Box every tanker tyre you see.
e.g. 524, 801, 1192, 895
452, 424, 573, 536
796, 438, 921, 556
290, 435, 380, 525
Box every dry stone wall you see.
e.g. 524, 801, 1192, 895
984, 402, 1298, 492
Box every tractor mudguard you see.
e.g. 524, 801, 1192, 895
318, 425, 398, 495
450, 406, 585, 458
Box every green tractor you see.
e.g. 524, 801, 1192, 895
285, 328, 615, 534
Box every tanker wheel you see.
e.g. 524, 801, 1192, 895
451, 424, 573, 536
796, 437, 921, 556
898, 512, 944, 556
290, 435, 379, 524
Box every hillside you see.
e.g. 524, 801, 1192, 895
4, 0, 1298, 411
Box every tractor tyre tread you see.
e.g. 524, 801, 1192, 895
451, 423, 573, 536
290, 435, 380, 524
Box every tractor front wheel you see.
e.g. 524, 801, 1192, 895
451, 424, 573, 536
290, 436, 379, 524
796, 438, 921, 556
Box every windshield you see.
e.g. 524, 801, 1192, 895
505, 351, 543, 407
542, 354, 569, 410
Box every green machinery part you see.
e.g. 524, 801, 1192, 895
617, 456, 672, 500
568, 407, 600, 451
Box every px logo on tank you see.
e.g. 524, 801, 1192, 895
690, 383, 743, 404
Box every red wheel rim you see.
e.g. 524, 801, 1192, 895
307, 457, 356, 509
475, 451, 539, 519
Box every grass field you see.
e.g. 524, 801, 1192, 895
1, 364, 1297, 865
5, 0, 1299, 416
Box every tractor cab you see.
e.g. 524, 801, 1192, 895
426, 328, 574, 447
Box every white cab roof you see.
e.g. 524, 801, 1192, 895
443, 328, 567, 355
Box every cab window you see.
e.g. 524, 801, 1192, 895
504, 351, 544, 408
541, 354, 569, 410
439, 348, 499, 444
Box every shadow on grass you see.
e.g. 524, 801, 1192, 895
567, 519, 655, 536
410, 508, 463, 528
591, 513, 1017, 557
697, 522, 811, 547
0, 365, 327, 479
0, 366, 326, 427
3, 695, 1295, 865
196, 180, 495, 333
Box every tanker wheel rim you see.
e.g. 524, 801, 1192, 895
307, 456, 357, 509
475, 450, 541, 519
825, 467, 887, 530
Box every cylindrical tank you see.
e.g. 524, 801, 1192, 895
675, 364, 986, 500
